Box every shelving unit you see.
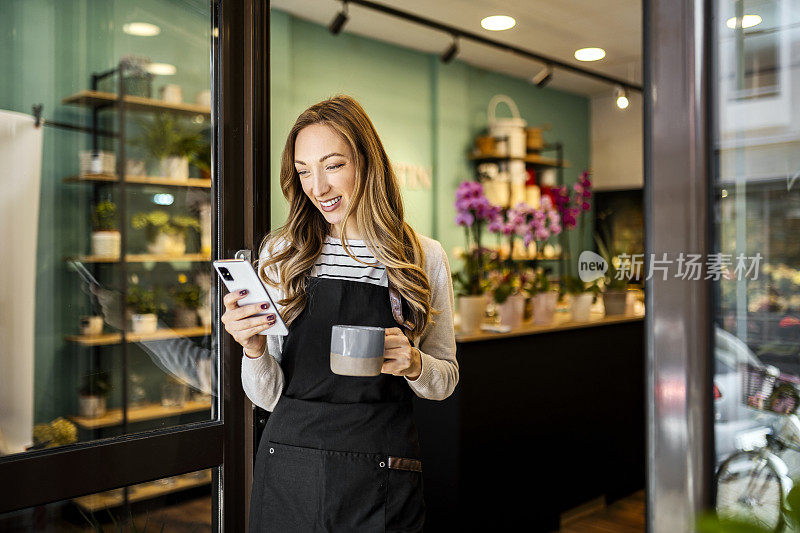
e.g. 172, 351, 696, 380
72, 469, 213, 512
64, 173, 211, 188
50, 61, 214, 511
64, 326, 211, 346
69, 400, 212, 430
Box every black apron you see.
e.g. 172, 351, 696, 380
249, 276, 426, 532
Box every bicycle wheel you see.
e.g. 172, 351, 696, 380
716, 450, 785, 532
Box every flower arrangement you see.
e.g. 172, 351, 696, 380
92, 200, 118, 231
486, 266, 537, 304
171, 281, 202, 310
559, 274, 602, 302
452, 181, 501, 296
126, 284, 167, 317
489, 198, 563, 253
132, 211, 201, 241
553, 169, 593, 231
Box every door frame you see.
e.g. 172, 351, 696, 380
0, 2, 268, 530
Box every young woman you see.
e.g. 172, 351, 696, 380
221, 95, 458, 532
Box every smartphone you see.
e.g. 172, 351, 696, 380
213, 259, 289, 336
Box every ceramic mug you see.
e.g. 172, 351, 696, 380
330, 325, 385, 376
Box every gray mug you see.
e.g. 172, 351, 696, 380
330, 325, 385, 376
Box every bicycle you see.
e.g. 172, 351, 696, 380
715, 365, 800, 532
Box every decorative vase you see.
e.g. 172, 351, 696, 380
131, 313, 158, 334
496, 294, 525, 329
91, 230, 121, 258
78, 395, 107, 418
80, 315, 104, 336
533, 290, 558, 325
146, 232, 186, 256
603, 290, 628, 316
159, 156, 189, 179
458, 295, 487, 334
175, 306, 198, 328
570, 293, 594, 322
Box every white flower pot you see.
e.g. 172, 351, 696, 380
80, 315, 104, 336
199, 203, 212, 256
458, 295, 487, 334
159, 156, 189, 179
131, 313, 158, 334
603, 290, 628, 316
146, 232, 186, 256
91, 230, 121, 258
78, 395, 107, 418
570, 293, 594, 322
533, 290, 558, 325
175, 306, 198, 328
496, 294, 526, 329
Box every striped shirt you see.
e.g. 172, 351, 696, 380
310, 235, 389, 287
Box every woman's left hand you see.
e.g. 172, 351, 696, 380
382, 327, 421, 381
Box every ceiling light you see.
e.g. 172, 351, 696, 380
153, 193, 174, 206
145, 63, 177, 75
329, 1, 349, 35
616, 86, 629, 109
481, 15, 516, 31
574, 47, 606, 62
441, 36, 459, 64
531, 65, 553, 88
123, 22, 161, 37
726, 14, 762, 29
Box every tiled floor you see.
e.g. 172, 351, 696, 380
559, 491, 646, 533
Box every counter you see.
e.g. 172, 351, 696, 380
412, 311, 645, 531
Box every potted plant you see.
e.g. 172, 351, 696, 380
560, 274, 601, 322
78, 370, 111, 418
90, 200, 120, 258
594, 229, 629, 316
126, 284, 165, 333
528, 270, 559, 325
452, 181, 501, 334
131, 113, 202, 179
487, 267, 534, 329
189, 138, 211, 181
171, 277, 201, 328
132, 211, 200, 256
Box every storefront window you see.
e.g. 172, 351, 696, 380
0, 0, 216, 457
0, 467, 215, 530
712, 0, 800, 528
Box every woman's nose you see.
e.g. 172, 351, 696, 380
311, 170, 330, 196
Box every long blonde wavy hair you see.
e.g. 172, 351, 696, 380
257, 95, 434, 338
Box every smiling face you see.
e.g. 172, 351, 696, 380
294, 123, 358, 238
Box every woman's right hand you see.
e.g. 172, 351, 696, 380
221, 289, 277, 357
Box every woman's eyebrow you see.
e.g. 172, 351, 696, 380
294, 152, 346, 165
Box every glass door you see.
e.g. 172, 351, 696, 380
710, 0, 800, 529
0, 0, 263, 529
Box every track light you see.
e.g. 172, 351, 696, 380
531, 65, 553, 88
329, 1, 349, 35
441, 36, 459, 64
615, 86, 629, 109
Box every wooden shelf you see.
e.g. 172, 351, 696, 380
72, 469, 212, 512
63, 90, 211, 117
64, 253, 211, 264
69, 399, 213, 429
64, 173, 212, 188
65, 325, 211, 346
468, 152, 570, 168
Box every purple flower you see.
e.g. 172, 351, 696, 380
455, 211, 474, 227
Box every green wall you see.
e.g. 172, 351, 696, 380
269, 9, 592, 274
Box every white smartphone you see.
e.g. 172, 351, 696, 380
213, 259, 289, 336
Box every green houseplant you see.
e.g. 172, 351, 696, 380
131, 113, 203, 179
126, 285, 166, 334
90, 200, 121, 258
132, 211, 200, 256
171, 279, 201, 328
560, 274, 601, 322
527, 270, 558, 325
78, 370, 111, 418
594, 228, 630, 316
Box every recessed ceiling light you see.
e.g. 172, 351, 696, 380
574, 47, 606, 61
123, 22, 161, 37
481, 15, 516, 31
145, 63, 177, 75
726, 14, 762, 29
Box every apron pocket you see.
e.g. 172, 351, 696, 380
259, 440, 324, 532
385, 468, 425, 532
320, 450, 388, 531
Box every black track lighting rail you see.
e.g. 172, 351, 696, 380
343, 0, 642, 93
